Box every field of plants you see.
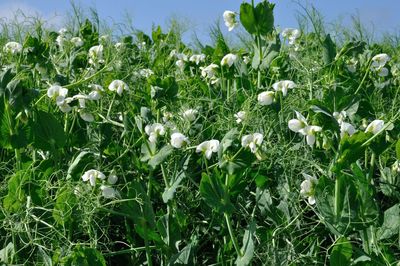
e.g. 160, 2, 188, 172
0, 0, 400, 265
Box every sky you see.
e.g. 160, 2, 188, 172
0, 0, 399, 43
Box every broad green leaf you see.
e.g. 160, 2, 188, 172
162, 171, 185, 203
240, 3, 257, 34
235, 222, 256, 266
254, 1, 275, 35
62, 245, 106, 266
396, 139, 400, 159
3, 171, 29, 213
377, 204, 400, 240
323, 34, 336, 65
31, 110, 66, 150
53, 187, 78, 227
0, 242, 14, 264
330, 237, 352, 266
148, 145, 174, 169
66, 151, 92, 180
200, 172, 234, 214
334, 132, 370, 172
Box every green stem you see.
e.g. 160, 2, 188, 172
224, 212, 242, 257
354, 59, 371, 95
334, 176, 341, 220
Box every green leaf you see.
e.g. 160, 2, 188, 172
66, 151, 92, 180
31, 110, 66, 150
323, 34, 336, 65
254, 1, 275, 35
235, 222, 255, 266
62, 245, 106, 266
377, 204, 400, 240
0, 242, 14, 264
162, 171, 185, 203
330, 237, 352, 266
148, 145, 174, 169
334, 132, 370, 172
396, 139, 400, 159
200, 172, 234, 214
53, 187, 78, 227
3, 171, 29, 213
240, 3, 257, 34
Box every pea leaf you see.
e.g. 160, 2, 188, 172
240, 3, 257, 34
235, 222, 256, 266
330, 237, 352, 266
200, 172, 234, 214
31, 110, 66, 151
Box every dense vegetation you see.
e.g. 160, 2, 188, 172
0, 1, 400, 265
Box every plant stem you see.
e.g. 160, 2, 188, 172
334, 176, 341, 220
224, 212, 242, 257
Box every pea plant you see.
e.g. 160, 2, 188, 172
0, 1, 400, 265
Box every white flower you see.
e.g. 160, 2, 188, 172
378, 67, 389, 77
189, 54, 206, 65
200, 64, 219, 79
72, 94, 89, 108
114, 42, 124, 50
108, 174, 118, 185
100, 185, 119, 199
288, 111, 308, 132
108, 80, 129, 95
346, 58, 358, 73
221, 53, 237, 67
289, 111, 322, 147
272, 80, 296, 97
365, 119, 393, 135
88, 84, 104, 100
88, 45, 104, 65
234, 111, 246, 124
56, 35, 66, 49
241, 133, 263, 153
392, 161, 400, 173
175, 53, 188, 61
182, 109, 198, 122
58, 28, 68, 36
223, 10, 238, 31
171, 132, 189, 148
257, 91, 275, 106
340, 122, 356, 138
56, 96, 73, 113
333, 111, 347, 125
243, 56, 251, 64
371, 53, 390, 69
176, 59, 185, 71
79, 110, 95, 122
70, 37, 83, 47
144, 123, 166, 143
82, 169, 106, 186
139, 69, 154, 78
47, 85, 68, 99
282, 28, 300, 45
196, 139, 220, 159
300, 173, 318, 205
4, 41, 23, 54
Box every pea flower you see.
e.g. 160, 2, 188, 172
221, 53, 238, 67
223, 10, 238, 31
139, 69, 154, 78
234, 111, 246, 124
58, 28, 68, 35
258, 91, 275, 106
340, 122, 356, 138
82, 169, 106, 186
288, 111, 322, 147
241, 133, 263, 153
371, 53, 390, 69
300, 173, 318, 205
70, 37, 83, 47
145, 123, 166, 143
78, 110, 95, 122
272, 80, 296, 97
281, 28, 300, 45
200, 63, 219, 79
182, 109, 198, 122
171, 132, 189, 148
243, 56, 251, 64
88, 84, 104, 100
47, 85, 68, 100
346, 58, 358, 73
176, 59, 185, 71
196, 139, 220, 159
365, 119, 393, 135
4, 41, 23, 54
100, 185, 119, 199
56, 35, 66, 49
88, 44, 104, 65
189, 54, 206, 65
56, 97, 73, 113
108, 80, 129, 95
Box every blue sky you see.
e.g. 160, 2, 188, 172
0, 0, 399, 43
